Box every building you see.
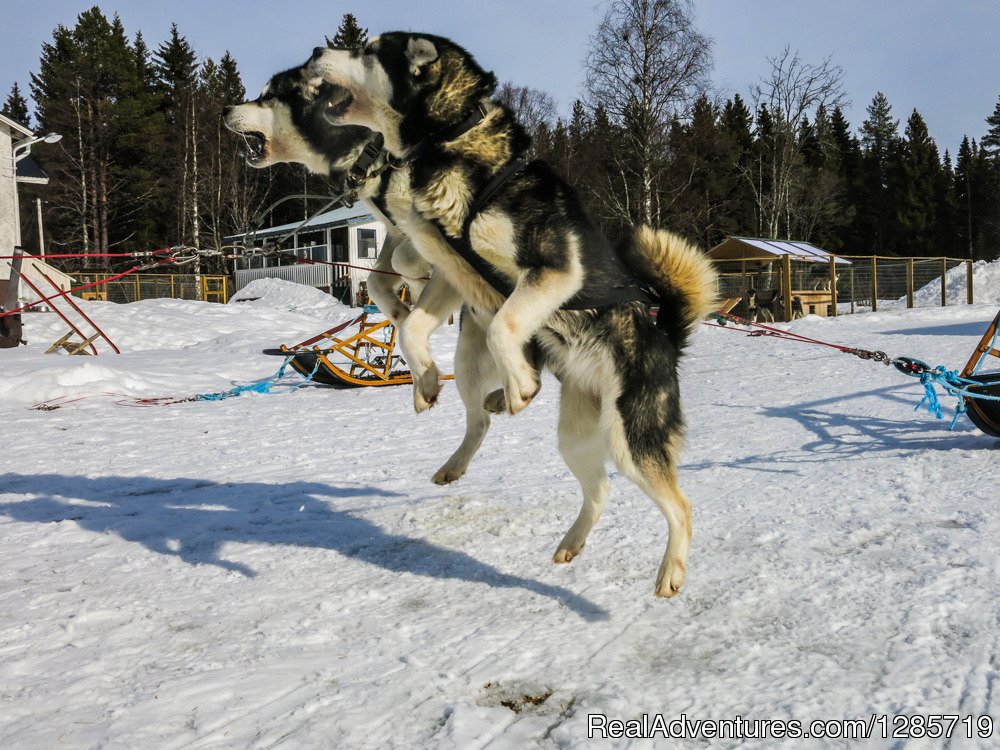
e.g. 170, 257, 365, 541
0, 114, 70, 308
708, 236, 852, 319
0, 112, 31, 255
230, 203, 388, 304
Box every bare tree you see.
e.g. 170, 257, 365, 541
583, 0, 712, 227
496, 82, 557, 137
749, 46, 846, 238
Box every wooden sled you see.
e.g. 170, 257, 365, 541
264, 305, 453, 389
960, 308, 1000, 438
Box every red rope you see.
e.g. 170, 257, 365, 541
0, 262, 167, 319
703, 313, 858, 353
0, 251, 172, 260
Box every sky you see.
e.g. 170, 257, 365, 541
2, 1, 999, 156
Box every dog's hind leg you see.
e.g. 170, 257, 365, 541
398, 273, 463, 412
605, 402, 692, 598
553, 385, 611, 564
433, 310, 499, 484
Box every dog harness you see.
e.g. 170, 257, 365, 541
383, 105, 657, 311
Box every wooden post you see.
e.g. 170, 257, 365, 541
170, 275, 176, 299
941, 257, 947, 307
906, 257, 914, 308
782, 254, 793, 321
871, 256, 878, 312
967, 259, 974, 304
134, 274, 140, 303
850, 265, 856, 314
829, 255, 838, 317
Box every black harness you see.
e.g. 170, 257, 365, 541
366, 107, 657, 311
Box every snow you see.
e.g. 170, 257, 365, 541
3, 283, 1000, 748
909, 259, 1000, 307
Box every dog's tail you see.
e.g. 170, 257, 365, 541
618, 226, 718, 350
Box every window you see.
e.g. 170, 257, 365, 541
357, 228, 377, 259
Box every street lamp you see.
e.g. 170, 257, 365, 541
13, 132, 62, 163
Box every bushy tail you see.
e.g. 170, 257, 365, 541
618, 226, 718, 350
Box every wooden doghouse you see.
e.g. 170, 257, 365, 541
708, 237, 852, 321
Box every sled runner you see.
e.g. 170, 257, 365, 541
264, 305, 453, 389
960, 308, 1000, 437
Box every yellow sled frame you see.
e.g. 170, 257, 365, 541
278, 309, 454, 388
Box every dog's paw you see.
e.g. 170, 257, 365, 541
432, 465, 465, 485
483, 389, 507, 414
552, 545, 584, 564
503, 375, 540, 416
654, 558, 686, 598
413, 365, 442, 413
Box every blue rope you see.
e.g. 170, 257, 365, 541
195, 355, 321, 402
897, 357, 1000, 431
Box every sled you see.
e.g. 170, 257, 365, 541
264, 305, 453, 389
960, 308, 1000, 437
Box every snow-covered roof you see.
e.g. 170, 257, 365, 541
228, 202, 376, 241
709, 236, 851, 264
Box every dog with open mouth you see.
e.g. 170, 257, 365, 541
223, 59, 506, 485
308, 33, 719, 597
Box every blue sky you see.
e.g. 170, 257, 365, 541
3, 1, 999, 155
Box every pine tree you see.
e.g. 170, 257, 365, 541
718, 94, 756, 234
329, 14, 368, 51
859, 92, 902, 253
155, 24, 200, 245
981, 96, 1000, 156
896, 109, 941, 256
2, 83, 30, 128
31, 7, 164, 261
829, 106, 863, 251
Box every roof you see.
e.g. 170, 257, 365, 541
708, 236, 851, 265
0, 113, 32, 138
15, 155, 49, 185
227, 202, 376, 242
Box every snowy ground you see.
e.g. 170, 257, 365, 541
2, 279, 1000, 748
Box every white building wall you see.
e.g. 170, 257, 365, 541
346, 219, 385, 303
0, 128, 18, 255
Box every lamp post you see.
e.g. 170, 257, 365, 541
12, 132, 62, 163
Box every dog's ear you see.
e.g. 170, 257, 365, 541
405, 37, 439, 74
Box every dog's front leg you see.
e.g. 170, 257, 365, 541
398, 273, 463, 412
366, 232, 410, 326
486, 267, 578, 415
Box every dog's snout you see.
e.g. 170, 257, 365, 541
311, 46, 325, 62
222, 105, 234, 118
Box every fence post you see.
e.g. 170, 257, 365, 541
871, 256, 878, 312
941, 257, 947, 307
782, 254, 793, 321
134, 274, 140, 303
906, 257, 914, 308
829, 255, 838, 317
967, 259, 974, 304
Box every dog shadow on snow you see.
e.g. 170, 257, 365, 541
687, 383, 998, 473
0, 473, 608, 621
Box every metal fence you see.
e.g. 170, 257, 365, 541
714, 255, 973, 322
72, 273, 230, 304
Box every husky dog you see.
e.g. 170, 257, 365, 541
310, 34, 718, 596
745, 288, 777, 323
223, 61, 493, 484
